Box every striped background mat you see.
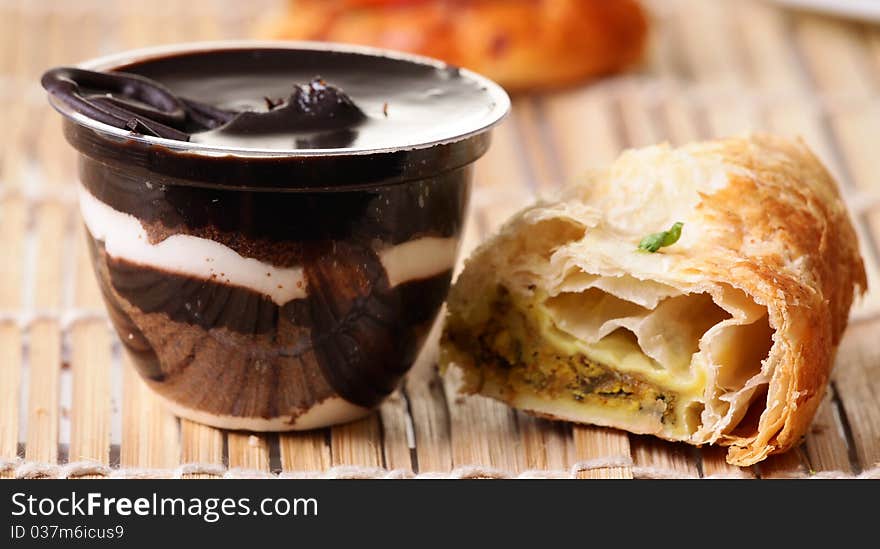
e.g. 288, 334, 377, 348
0, 0, 878, 478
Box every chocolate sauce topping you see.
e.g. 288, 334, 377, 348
42, 67, 367, 150
103, 47, 499, 152
41, 67, 233, 141
44, 47, 508, 191
217, 78, 365, 134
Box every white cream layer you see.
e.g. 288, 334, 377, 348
79, 185, 308, 306
379, 236, 458, 287
79, 186, 457, 305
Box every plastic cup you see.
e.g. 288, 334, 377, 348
44, 41, 509, 430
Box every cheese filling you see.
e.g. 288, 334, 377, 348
444, 284, 742, 438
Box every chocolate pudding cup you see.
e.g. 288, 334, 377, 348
44, 42, 509, 431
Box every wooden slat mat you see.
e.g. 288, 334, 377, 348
1, 0, 878, 479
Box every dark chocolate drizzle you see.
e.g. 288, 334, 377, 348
218, 78, 365, 134
52, 49, 495, 191
42, 67, 365, 147
41, 67, 234, 140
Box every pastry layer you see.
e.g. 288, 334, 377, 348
444, 271, 775, 440
443, 285, 732, 438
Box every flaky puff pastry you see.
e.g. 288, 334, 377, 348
262, 0, 647, 91
441, 135, 866, 466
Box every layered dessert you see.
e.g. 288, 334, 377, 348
43, 44, 509, 430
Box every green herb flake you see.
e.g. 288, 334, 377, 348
638, 222, 684, 253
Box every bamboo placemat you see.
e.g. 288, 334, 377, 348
1, 0, 879, 479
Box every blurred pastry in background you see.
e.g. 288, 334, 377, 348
262, 0, 648, 91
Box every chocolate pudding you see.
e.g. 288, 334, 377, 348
43, 43, 509, 430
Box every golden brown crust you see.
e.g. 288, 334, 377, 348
261, 0, 648, 91
440, 134, 866, 466
692, 136, 866, 464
